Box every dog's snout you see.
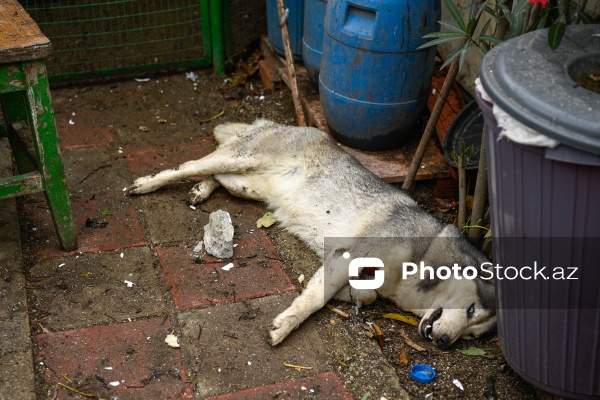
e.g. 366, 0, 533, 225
420, 307, 443, 339
435, 334, 450, 349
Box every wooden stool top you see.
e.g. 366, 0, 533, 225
0, 0, 51, 64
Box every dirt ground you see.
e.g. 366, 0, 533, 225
21, 62, 540, 399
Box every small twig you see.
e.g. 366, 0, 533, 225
197, 323, 205, 340
400, 329, 427, 352
198, 109, 225, 123
326, 304, 349, 318
283, 363, 313, 371
57, 383, 95, 397
276, 0, 306, 126
79, 164, 111, 184
61, 373, 73, 383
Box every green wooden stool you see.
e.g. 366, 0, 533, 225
0, 1, 77, 251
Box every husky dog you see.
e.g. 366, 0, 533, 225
130, 120, 496, 349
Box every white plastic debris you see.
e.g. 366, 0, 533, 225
58, 263, 66, 268
222, 263, 235, 271
124, 280, 135, 288
135, 78, 150, 82
165, 333, 180, 348
425, 393, 433, 400
191, 241, 205, 261
68, 119, 75, 125
120, 253, 124, 258
453, 378, 464, 391
186, 71, 198, 82
109, 381, 120, 387
203, 210, 234, 258
104, 367, 113, 370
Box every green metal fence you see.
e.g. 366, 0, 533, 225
19, 0, 267, 83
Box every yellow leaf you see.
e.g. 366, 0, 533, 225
383, 313, 419, 326
256, 212, 277, 228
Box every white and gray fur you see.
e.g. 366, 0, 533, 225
130, 120, 496, 349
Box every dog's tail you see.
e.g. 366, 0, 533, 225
213, 119, 276, 145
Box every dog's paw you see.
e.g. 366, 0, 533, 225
129, 176, 158, 195
269, 314, 300, 346
188, 179, 218, 205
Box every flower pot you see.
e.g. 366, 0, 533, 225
477, 25, 600, 399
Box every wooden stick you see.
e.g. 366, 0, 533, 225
402, 58, 460, 190
326, 303, 350, 318
275, 0, 306, 126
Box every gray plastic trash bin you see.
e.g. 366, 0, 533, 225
477, 25, 600, 399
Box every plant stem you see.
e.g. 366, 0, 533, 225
457, 155, 467, 229
468, 126, 488, 247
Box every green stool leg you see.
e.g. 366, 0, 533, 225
22, 61, 77, 251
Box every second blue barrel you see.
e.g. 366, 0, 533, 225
302, 0, 328, 85
266, 0, 305, 61
319, 0, 440, 150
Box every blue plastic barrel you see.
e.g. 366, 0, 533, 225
266, 0, 305, 61
302, 0, 328, 85
319, 0, 440, 150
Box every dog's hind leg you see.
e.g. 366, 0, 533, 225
129, 150, 260, 195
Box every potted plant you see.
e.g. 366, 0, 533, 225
420, 1, 600, 399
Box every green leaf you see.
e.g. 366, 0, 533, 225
422, 31, 467, 38
443, 0, 467, 32
438, 20, 466, 33
101, 209, 111, 217
456, 346, 487, 356
479, 35, 503, 45
577, 11, 593, 24
360, 392, 371, 400
466, 18, 478, 36
417, 35, 467, 50
548, 19, 566, 50
458, 42, 470, 71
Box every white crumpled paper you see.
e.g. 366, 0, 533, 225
475, 78, 560, 148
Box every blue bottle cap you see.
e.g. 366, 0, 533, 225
411, 363, 436, 383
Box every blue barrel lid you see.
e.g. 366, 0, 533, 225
411, 363, 436, 383
480, 25, 600, 155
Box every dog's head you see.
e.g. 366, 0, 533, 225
417, 226, 496, 349
418, 278, 496, 349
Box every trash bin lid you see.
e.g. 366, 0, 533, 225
480, 25, 600, 155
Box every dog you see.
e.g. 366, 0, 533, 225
130, 119, 496, 349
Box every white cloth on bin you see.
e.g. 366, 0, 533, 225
475, 78, 560, 148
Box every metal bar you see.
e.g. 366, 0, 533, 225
209, 0, 225, 75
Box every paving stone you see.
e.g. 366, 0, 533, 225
37, 318, 193, 399
55, 108, 115, 150
205, 372, 353, 399
62, 146, 133, 196
0, 194, 36, 400
178, 293, 331, 398
157, 231, 296, 310
28, 247, 168, 331
19, 192, 146, 260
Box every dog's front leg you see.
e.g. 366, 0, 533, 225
270, 259, 348, 345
